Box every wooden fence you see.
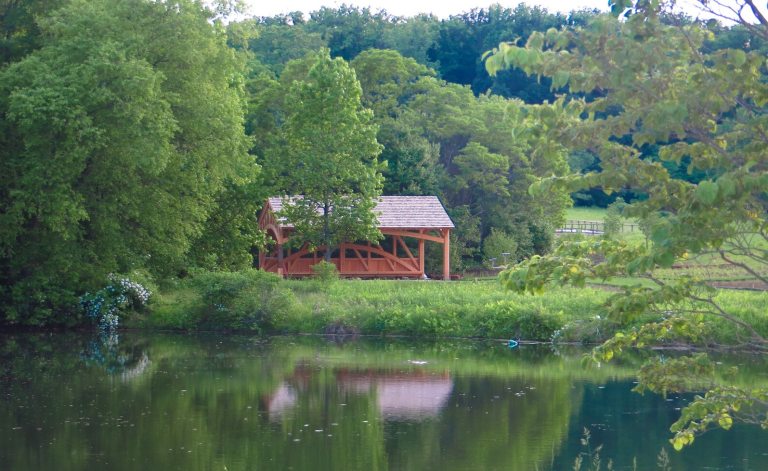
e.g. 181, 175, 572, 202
557, 220, 639, 235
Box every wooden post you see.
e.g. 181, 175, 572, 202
418, 237, 425, 276
443, 229, 450, 281
277, 243, 284, 278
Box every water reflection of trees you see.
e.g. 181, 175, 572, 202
1, 333, 768, 471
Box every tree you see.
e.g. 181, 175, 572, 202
348, 48, 571, 268
381, 13, 440, 67
429, 4, 594, 101
267, 50, 384, 261
246, 20, 326, 75
0, 0, 252, 325
306, 6, 392, 61
0, 0, 66, 65
486, 0, 767, 448
350, 49, 442, 196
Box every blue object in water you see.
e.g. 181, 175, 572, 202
508, 339, 519, 348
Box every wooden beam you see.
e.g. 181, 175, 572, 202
381, 229, 446, 243
443, 229, 450, 281
418, 238, 425, 276
395, 236, 418, 271
352, 248, 369, 270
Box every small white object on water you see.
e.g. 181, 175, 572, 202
408, 360, 428, 365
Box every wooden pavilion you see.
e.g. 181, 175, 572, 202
258, 196, 454, 280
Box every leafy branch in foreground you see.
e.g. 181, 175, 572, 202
487, 0, 767, 447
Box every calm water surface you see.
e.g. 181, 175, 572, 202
1, 332, 766, 470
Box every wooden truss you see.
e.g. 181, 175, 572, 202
258, 228, 451, 280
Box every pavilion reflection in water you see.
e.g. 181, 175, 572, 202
264, 366, 453, 421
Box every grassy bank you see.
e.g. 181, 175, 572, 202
133, 269, 768, 345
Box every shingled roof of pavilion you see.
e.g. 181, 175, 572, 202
266, 196, 454, 229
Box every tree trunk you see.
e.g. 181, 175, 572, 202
323, 201, 332, 262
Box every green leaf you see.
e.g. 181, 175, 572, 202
717, 175, 735, 197
672, 437, 684, 451
729, 49, 747, 67
656, 251, 675, 268
552, 70, 570, 89
695, 181, 718, 205
650, 225, 670, 245
718, 415, 733, 430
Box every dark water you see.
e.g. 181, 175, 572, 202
1, 332, 766, 470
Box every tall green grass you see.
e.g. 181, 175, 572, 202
135, 269, 767, 345
137, 272, 614, 341
566, 207, 610, 222
278, 279, 610, 340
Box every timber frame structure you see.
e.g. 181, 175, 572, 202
258, 196, 454, 280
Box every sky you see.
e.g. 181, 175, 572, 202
242, 0, 610, 19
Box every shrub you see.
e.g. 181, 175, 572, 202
475, 300, 563, 341
603, 197, 626, 238
79, 274, 152, 332
191, 269, 296, 332
311, 260, 339, 283
482, 228, 518, 266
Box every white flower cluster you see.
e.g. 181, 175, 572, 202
100, 311, 120, 332
117, 278, 151, 305
80, 275, 152, 333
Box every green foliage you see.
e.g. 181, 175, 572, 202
430, 4, 579, 100
189, 270, 296, 332
474, 300, 563, 340
482, 228, 519, 265
486, 0, 768, 447
186, 178, 268, 271
0, 0, 252, 325
143, 273, 613, 339
265, 49, 384, 259
670, 386, 768, 451
351, 50, 571, 268
310, 260, 340, 283
244, 36, 572, 271
246, 22, 325, 75
603, 198, 627, 238
0, 0, 66, 65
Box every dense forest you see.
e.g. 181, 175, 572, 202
0, 0, 763, 326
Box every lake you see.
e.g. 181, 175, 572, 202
1, 332, 766, 470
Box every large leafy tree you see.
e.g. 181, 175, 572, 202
0, 0, 252, 325
306, 6, 392, 61
486, 0, 767, 448
266, 50, 384, 261
350, 49, 442, 197
0, 0, 66, 65
348, 49, 571, 269
429, 4, 595, 101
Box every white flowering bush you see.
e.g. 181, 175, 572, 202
79, 275, 152, 332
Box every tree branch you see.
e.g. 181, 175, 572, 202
719, 249, 768, 284
743, 0, 768, 28
688, 291, 767, 345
